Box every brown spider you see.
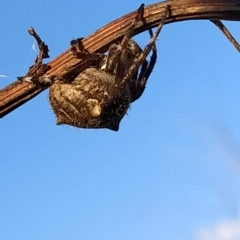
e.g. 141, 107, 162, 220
49, 4, 170, 131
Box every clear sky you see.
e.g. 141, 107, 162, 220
1, 1, 240, 240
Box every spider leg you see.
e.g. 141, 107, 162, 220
129, 11, 158, 102
138, 59, 149, 81
114, 49, 132, 82
71, 38, 104, 62
104, 44, 118, 73
211, 20, 240, 52
129, 31, 157, 102
117, 5, 170, 88
105, 4, 145, 73
142, 22, 158, 82
136, 28, 157, 84
129, 59, 148, 102
129, 45, 157, 102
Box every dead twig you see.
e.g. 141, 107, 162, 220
1, 0, 240, 118
17, 27, 52, 86
25, 27, 50, 77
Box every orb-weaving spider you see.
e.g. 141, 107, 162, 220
49, 4, 170, 131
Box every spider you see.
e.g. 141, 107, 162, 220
49, 4, 170, 131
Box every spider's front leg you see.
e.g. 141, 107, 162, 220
104, 4, 146, 75
118, 5, 170, 89
116, 5, 170, 87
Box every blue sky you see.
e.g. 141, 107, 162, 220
1, 1, 240, 240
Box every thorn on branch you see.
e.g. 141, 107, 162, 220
136, 3, 145, 21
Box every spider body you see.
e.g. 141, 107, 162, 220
49, 67, 131, 131
49, 39, 143, 131
49, 4, 169, 131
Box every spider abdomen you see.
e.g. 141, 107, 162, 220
49, 68, 131, 131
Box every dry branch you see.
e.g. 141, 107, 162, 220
1, 0, 240, 118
